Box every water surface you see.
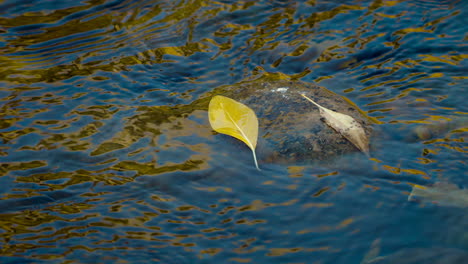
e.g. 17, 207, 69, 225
0, 0, 467, 263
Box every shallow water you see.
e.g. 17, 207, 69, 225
0, 0, 467, 263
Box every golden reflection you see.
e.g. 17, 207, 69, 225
237, 200, 269, 212
229, 258, 252, 263
73, 105, 119, 120
287, 166, 305, 177
295, 218, 355, 235
114, 159, 206, 175
199, 247, 222, 256
381, 165, 428, 177
48, 202, 95, 214
336, 218, 354, 229
0, 0, 466, 260
235, 219, 266, 225
0, 160, 47, 176
194, 186, 233, 192
362, 184, 380, 191
267, 247, 302, 257
261, 180, 275, 185
302, 5, 366, 29
361, 72, 430, 92
419, 54, 458, 65
302, 202, 333, 208
312, 187, 330, 197
314, 171, 338, 178
14, 168, 135, 189
1, 4, 216, 83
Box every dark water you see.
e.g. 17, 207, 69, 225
1, 0, 467, 263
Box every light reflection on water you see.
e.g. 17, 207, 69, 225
0, 0, 467, 263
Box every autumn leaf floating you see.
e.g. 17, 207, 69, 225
208, 95, 260, 170
301, 94, 369, 154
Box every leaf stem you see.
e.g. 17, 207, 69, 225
301, 94, 322, 109
251, 149, 260, 171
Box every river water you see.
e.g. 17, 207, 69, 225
0, 0, 467, 263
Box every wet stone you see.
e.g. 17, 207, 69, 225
220, 79, 373, 164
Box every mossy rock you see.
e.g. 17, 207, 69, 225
217, 79, 373, 164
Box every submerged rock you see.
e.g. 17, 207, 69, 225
362, 247, 468, 264
361, 238, 468, 264
409, 182, 468, 208
215, 79, 373, 164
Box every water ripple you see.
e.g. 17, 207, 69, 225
1, 0, 467, 263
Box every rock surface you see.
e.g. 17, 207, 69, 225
218, 79, 373, 164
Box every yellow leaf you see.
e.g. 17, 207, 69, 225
208, 95, 260, 170
301, 94, 369, 154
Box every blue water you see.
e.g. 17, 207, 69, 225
0, 0, 467, 263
